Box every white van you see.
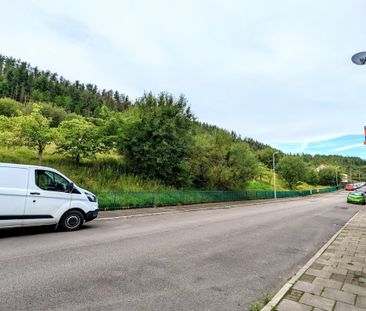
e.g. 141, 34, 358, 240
0, 163, 99, 231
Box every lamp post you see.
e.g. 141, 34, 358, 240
273, 151, 279, 199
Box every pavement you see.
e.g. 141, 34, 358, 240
0, 191, 360, 311
274, 205, 366, 311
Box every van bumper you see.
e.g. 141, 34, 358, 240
85, 209, 99, 222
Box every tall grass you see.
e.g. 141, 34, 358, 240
0, 146, 171, 192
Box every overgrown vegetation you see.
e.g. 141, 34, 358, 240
0, 54, 365, 192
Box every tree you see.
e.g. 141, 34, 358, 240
197, 131, 235, 189
305, 167, 319, 185
228, 142, 259, 188
257, 147, 281, 169
0, 115, 21, 147
277, 156, 307, 189
55, 117, 109, 163
24, 102, 67, 127
0, 98, 22, 116
117, 92, 194, 186
318, 166, 338, 186
18, 104, 53, 161
189, 131, 259, 189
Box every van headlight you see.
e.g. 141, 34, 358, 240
85, 192, 97, 202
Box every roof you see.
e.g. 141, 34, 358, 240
0, 162, 54, 170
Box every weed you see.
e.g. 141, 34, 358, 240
250, 301, 264, 311
249, 293, 272, 311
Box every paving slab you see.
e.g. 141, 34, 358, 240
277, 299, 312, 311
322, 287, 355, 305
299, 293, 335, 310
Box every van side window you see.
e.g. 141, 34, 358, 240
35, 170, 69, 192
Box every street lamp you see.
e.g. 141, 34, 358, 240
273, 151, 279, 199
351, 51, 366, 65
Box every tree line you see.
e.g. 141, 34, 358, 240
1, 95, 364, 190
0, 55, 130, 116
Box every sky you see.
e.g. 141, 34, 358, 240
1, 0, 366, 157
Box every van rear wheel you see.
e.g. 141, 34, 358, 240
60, 210, 84, 231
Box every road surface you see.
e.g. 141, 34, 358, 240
0, 191, 360, 311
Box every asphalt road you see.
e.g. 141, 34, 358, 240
0, 191, 360, 311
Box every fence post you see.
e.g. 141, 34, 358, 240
113, 191, 117, 209
180, 191, 183, 205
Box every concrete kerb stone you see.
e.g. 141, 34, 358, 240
261, 207, 364, 311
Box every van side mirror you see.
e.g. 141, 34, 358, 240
66, 182, 74, 193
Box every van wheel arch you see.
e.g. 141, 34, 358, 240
65, 208, 86, 219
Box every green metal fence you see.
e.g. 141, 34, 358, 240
95, 187, 338, 210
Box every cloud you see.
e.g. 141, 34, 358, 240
276, 135, 366, 158
334, 143, 364, 152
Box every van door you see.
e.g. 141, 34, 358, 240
0, 166, 28, 228
23, 169, 71, 226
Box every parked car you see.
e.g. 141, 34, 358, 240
347, 190, 366, 205
345, 184, 356, 191
0, 163, 98, 231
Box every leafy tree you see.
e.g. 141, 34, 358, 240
190, 131, 259, 189
55, 117, 109, 163
277, 156, 307, 189
0, 115, 21, 147
199, 131, 235, 189
17, 105, 53, 161
117, 92, 194, 186
228, 142, 259, 188
318, 166, 339, 186
0, 98, 23, 117
257, 147, 281, 169
24, 102, 67, 127
305, 167, 319, 185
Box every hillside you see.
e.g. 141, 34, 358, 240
1, 54, 365, 192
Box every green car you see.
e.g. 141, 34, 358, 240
347, 190, 366, 205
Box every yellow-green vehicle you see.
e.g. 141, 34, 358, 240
347, 190, 366, 205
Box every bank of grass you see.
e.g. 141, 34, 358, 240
248, 166, 328, 192
0, 146, 170, 191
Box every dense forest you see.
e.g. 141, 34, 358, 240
0, 54, 365, 191
0, 54, 130, 116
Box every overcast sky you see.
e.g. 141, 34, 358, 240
1, 0, 366, 155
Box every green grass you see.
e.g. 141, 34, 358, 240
245, 180, 273, 191
253, 166, 327, 191
296, 182, 327, 191
0, 146, 171, 192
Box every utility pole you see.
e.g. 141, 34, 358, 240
273, 151, 279, 199
349, 169, 352, 184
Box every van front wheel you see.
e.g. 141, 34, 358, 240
59, 210, 84, 231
